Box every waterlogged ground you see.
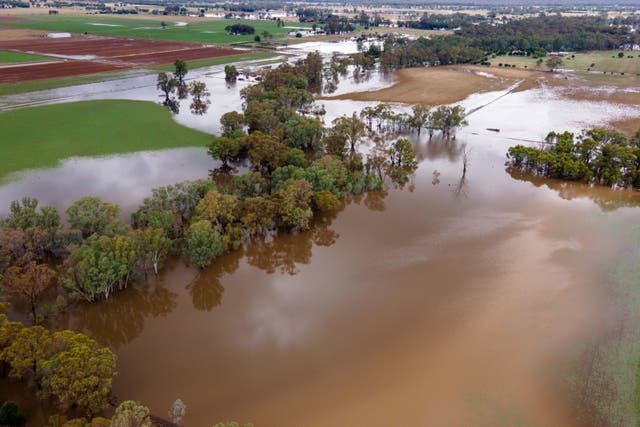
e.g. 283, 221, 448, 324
2, 42, 640, 425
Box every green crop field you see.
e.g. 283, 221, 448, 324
0, 100, 211, 180
0, 50, 56, 63
2, 15, 309, 44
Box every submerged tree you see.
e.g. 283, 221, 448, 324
2, 262, 56, 323
189, 81, 211, 115
157, 72, 179, 114
185, 220, 223, 268
173, 59, 189, 99
224, 65, 240, 82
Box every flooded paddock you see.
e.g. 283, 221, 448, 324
2, 42, 640, 425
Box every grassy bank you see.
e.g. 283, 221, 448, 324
0, 100, 211, 180
0, 50, 55, 63
3, 15, 309, 44
151, 51, 279, 71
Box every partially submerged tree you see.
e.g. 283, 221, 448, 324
66, 196, 126, 239
173, 59, 188, 99
189, 81, 210, 115
185, 220, 223, 268
224, 65, 239, 82
2, 262, 56, 323
156, 72, 179, 114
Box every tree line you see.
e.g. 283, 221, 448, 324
380, 15, 638, 70
506, 128, 640, 188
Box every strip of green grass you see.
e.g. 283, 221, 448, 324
3, 15, 310, 44
0, 50, 56, 63
151, 51, 279, 71
0, 70, 146, 96
0, 100, 211, 180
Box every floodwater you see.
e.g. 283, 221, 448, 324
49, 141, 638, 426
2, 43, 640, 425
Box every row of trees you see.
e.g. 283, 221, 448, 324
507, 128, 640, 187
379, 15, 637, 70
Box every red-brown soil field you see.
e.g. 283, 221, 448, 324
0, 34, 242, 84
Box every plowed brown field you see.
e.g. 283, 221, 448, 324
0, 34, 241, 84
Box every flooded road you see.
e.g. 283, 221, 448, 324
2, 43, 640, 425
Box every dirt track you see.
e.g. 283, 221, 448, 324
0, 35, 241, 84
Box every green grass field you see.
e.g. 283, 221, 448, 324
491, 50, 640, 76
0, 50, 56, 63
0, 100, 211, 180
2, 15, 309, 44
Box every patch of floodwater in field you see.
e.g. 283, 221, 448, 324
458, 85, 640, 150
87, 22, 122, 27
0, 148, 216, 217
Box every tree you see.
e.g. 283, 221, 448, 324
65, 234, 138, 301
185, 220, 223, 268
168, 399, 187, 426
389, 139, 418, 168
111, 400, 152, 427
41, 330, 117, 416
410, 105, 431, 136
278, 115, 323, 150
156, 72, 179, 113
225, 23, 255, 35
232, 172, 269, 199
273, 179, 313, 231
224, 65, 239, 82
133, 228, 171, 276
311, 190, 341, 212
247, 131, 288, 174
132, 180, 213, 240
189, 81, 210, 115
546, 56, 563, 71
195, 190, 241, 232
220, 111, 244, 133
66, 196, 125, 239
2, 262, 56, 323
1, 325, 52, 383
173, 59, 188, 99
332, 113, 366, 154
208, 136, 241, 167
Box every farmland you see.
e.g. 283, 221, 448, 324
0, 100, 211, 180
491, 50, 640, 79
1, 15, 309, 44
0, 50, 55, 63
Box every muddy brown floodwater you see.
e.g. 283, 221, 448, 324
18, 138, 633, 426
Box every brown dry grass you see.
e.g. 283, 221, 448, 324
324, 65, 549, 106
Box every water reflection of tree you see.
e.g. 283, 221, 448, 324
186, 249, 242, 312
506, 167, 640, 212
61, 283, 177, 349
410, 135, 466, 163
